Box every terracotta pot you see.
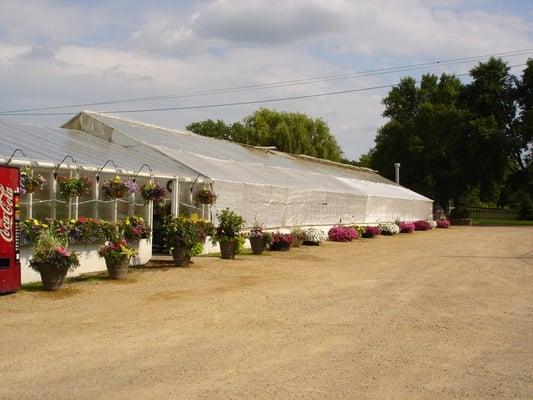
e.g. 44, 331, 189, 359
220, 239, 237, 259
105, 256, 130, 279
249, 236, 266, 255
37, 264, 68, 291
171, 246, 191, 267
291, 238, 303, 248
270, 242, 290, 251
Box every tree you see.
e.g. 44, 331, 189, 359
364, 58, 532, 210
186, 108, 344, 162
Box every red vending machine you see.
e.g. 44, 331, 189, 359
0, 166, 21, 293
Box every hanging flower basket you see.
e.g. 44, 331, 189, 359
20, 166, 46, 195
195, 188, 216, 205
141, 182, 166, 203
101, 176, 137, 199
57, 175, 92, 198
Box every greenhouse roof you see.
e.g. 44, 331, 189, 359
62, 111, 431, 202
0, 118, 199, 178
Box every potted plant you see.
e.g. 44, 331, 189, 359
328, 225, 358, 242
141, 182, 166, 203
29, 229, 80, 291
121, 216, 151, 242
398, 221, 415, 233
57, 175, 92, 198
436, 219, 450, 229
362, 226, 381, 238
20, 166, 46, 195
98, 240, 137, 279
302, 228, 326, 245
101, 175, 134, 199
379, 222, 400, 236
162, 216, 214, 266
290, 227, 306, 247
212, 208, 245, 259
270, 232, 294, 251
195, 188, 217, 205
414, 220, 432, 231
248, 222, 272, 255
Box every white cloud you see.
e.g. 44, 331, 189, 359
0, 45, 32, 64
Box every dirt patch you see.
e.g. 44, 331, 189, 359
1, 226, 532, 399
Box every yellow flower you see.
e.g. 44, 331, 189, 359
125, 220, 130, 225
42, 224, 48, 228
190, 213, 199, 222
114, 175, 121, 182
33, 219, 39, 226
70, 219, 76, 224
138, 217, 144, 222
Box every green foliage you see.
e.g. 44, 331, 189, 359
57, 175, 92, 198
29, 229, 80, 272
186, 108, 344, 162
212, 208, 245, 243
162, 215, 214, 255
363, 58, 533, 209
98, 240, 137, 265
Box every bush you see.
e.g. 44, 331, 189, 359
328, 225, 358, 242
212, 208, 245, 244
414, 220, 432, 231
163, 215, 213, 256
398, 221, 415, 233
450, 208, 470, 220
379, 222, 400, 235
436, 219, 450, 228
302, 228, 326, 244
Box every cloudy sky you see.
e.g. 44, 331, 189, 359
1, 0, 532, 159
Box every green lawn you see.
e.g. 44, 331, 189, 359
472, 219, 533, 226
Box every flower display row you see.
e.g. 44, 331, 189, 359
21, 216, 151, 246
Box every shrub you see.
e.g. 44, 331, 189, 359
450, 208, 470, 220
271, 232, 294, 246
328, 225, 358, 242
436, 219, 450, 229
379, 222, 400, 235
399, 221, 415, 233
302, 228, 326, 244
163, 216, 210, 256
414, 220, 432, 231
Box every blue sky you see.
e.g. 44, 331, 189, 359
0, 0, 532, 159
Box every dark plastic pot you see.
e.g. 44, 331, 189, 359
291, 238, 303, 248
302, 240, 320, 246
105, 256, 130, 279
249, 236, 266, 255
270, 242, 290, 251
362, 232, 376, 239
171, 245, 192, 267
37, 264, 68, 291
220, 239, 237, 259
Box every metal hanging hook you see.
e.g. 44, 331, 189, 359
132, 163, 152, 183
53, 155, 77, 180
6, 148, 27, 165
95, 160, 118, 183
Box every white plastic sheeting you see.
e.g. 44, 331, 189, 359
66, 111, 433, 227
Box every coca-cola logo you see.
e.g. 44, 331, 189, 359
0, 184, 14, 243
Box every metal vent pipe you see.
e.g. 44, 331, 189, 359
394, 162, 400, 185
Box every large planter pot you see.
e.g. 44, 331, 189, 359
249, 236, 266, 255
37, 264, 68, 291
291, 238, 303, 248
270, 242, 290, 251
220, 239, 237, 259
105, 256, 130, 279
362, 232, 376, 239
171, 246, 191, 267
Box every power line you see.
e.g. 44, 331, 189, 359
0, 63, 526, 117
0, 48, 531, 115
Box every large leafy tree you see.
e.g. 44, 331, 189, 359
186, 108, 344, 162
365, 58, 532, 211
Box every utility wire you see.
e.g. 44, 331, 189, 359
0, 63, 526, 117
0, 48, 531, 115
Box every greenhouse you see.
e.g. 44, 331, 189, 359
1, 112, 432, 282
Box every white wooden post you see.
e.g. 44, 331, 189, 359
27, 192, 33, 220
113, 198, 118, 223
94, 178, 99, 219
128, 191, 135, 217
50, 171, 57, 220
170, 179, 179, 218
74, 196, 79, 220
